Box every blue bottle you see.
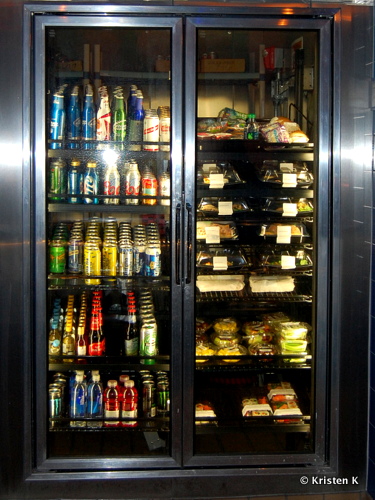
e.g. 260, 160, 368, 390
49, 88, 66, 150
67, 86, 81, 149
70, 373, 86, 427
82, 84, 96, 150
83, 161, 99, 204
86, 373, 103, 427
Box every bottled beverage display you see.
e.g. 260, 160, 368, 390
83, 161, 99, 204
86, 373, 103, 427
104, 380, 120, 427
49, 86, 66, 149
96, 86, 111, 144
82, 84, 96, 149
103, 161, 120, 204
67, 86, 81, 149
124, 291, 139, 356
67, 159, 83, 204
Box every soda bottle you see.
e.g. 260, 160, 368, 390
103, 162, 120, 205
83, 161, 99, 204
76, 323, 87, 356
124, 161, 141, 205
88, 309, 105, 356
67, 86, 81, 149
82, 84, 96, 149
112, 90, 126, 148
244, 113, 259, 140
124, 292, 139, 356
86, 373, 103, 427
49, 87, 66, 149
128, 90, 144, 151
70, 373, 86, 427
96, 86, 111, 146
122, 380, 138, 427
104, 380, 120, 427
141, 166, 158, 205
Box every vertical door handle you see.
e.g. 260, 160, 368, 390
175, 203, 181, 285
186, 203, 193, 284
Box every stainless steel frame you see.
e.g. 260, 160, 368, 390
0, 1, 371, 498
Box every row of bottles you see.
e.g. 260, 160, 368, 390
49, 218, 166, 278
49, 369, 170, 427
49, 289, 158, 359
49, 83, 170, 151
49, 157, 170, 206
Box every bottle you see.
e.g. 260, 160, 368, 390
83, 161, 99, 204
76, 323, 87, 356
124, 293, 139, 356
67, 86, 81, 149
124, 161, 141, 205
244, 113, 259, 140
128, 90, 144, 151
139, 313, 158, 365
141, 166, 158, 206
88, 309, 105, 356
48, 158, 67, 202
48, 319, 62, 355
104, 380, 120, 427
67, 160, 83, 204
112, 90, 126, 147
82, 84, 96, 150
96, 86, 111, 146
103, 162, 120, 205
86, 373, 103, 427
70, 373, 86, 427
158, 160, 170, 206
143, 108, 159, 151
49, 87, 66, 149
122, 380, 138, 427
62, 313, 76, 358
68, 229, 84, 274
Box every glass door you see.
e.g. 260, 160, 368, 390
33, 15, 183, 470
183, 16, 332, 467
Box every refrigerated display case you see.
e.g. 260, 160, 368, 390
0, 2, 371, 499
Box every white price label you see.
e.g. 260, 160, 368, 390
213, 256, 228, 271
282, 173, 297, 188
276, 225, 292, 244
205, 226, 221, 244
281, 255, 296, 269
209, 173, 225, 189
218, 201, 233, 216
280, 162, 294, 172
282, 202, 298, 217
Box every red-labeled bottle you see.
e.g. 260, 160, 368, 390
104, 380, 120, 427
88, 311, 105, 356
122, 380, 138, 427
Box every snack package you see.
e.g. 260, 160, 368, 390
260, 122, 290, 143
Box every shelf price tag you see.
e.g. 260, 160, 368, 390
281, 255, 296, 269
282, 202, 298, 217
205, 226, 221, 244
209, 173, 225, 189
276, 225, 292, 244
218, 201, 233, 216
282, 173, 297, 188
213, 256, 228, 271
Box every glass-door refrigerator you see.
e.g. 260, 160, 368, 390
183, 17, 331, 468
34, 15, 184, 469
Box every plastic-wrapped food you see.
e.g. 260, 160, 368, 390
268, 388, 297, 402
259, 249, 313, 269
197, 247, 248, 269
259, 223, 309, 239
249, 275, 295, 293
279, 339, 308, 353
242, 397, 273, 417
249, 342, 278, 356
271, 400, 303, 422
198, 197, 250, 215
256, 160, 313, 187
196, 318, 212, 336
197, 162, 244, 186
197, 221, 238, 240
260, 122, 290, 143
195, 401, 217, 424
274, 321, 311, 340
262, 312, 290, 325
197, 118, 227, 134
212, 317, 241, 335
261, 197, 314, 215
195, 342, 217, 362
267, 381, 292, 391
196, 275, 245, 292
211, 332, 242, 348
217, 344, 247, 362
242, 321, 274, 344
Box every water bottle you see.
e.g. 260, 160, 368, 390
86, 373, 103, 427
70, 373, 87, 427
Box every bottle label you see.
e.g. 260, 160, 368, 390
88, 339, 105, 356
77, 345, 87, 356
125, 337, 139, 356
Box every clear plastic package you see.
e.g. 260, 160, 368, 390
197, 247, 248, 269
